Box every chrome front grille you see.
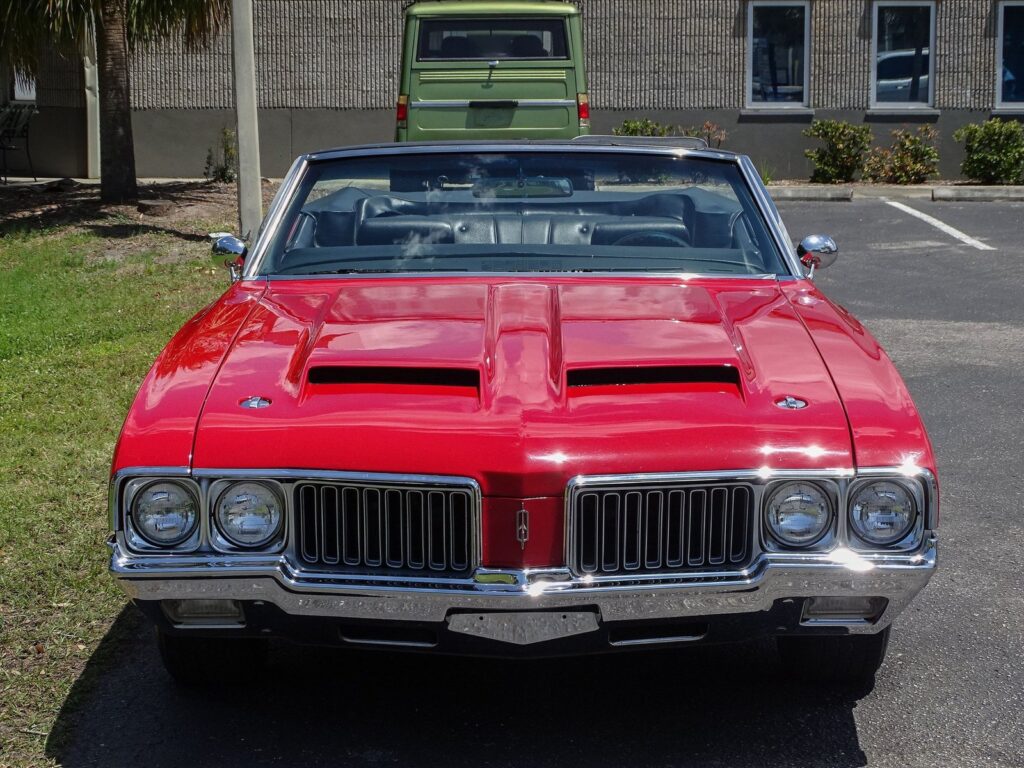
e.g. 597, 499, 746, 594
569, 482, 754, 575
296, 481, 478, 575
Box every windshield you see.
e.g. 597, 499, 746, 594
260, 151, 788, 277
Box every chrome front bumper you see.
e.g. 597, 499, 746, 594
111, 536, 937, 635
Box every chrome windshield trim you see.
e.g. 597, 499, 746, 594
737, 154, 804, 276
304, 141, 740, 164
263, 271, 782, 282
243, 155, 309, 278
244, 142, 793, 279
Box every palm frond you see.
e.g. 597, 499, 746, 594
126, 0, 232, 51
0, 0, 97, 75
1, 0, 230, 74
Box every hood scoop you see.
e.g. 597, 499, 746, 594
567, 365, 742, 395
308, 365, 480, 393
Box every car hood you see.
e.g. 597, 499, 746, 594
190, 277, 853, 496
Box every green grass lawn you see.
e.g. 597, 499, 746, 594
0, 212, 229, 766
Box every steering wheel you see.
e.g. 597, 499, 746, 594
612, 231, 690, 247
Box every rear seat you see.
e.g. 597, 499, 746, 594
358, 217, 455, 246
354, 212, 692, 247
307, 192, 739, 248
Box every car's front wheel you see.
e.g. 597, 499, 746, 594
157, 630, 268, 687
776, 627, 890, 687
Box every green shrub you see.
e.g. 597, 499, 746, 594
953, 118, 1024, 184
864, 126, 940, 184
613, 118, 674, 137
204, 127, 238, 183
803, 120, 873, 183
681, 120, 728, 148
612, 119, 728, 149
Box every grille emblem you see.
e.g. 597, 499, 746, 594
516, 506, 529, 550
775, 396, 808, 410
239, 395, 271, 409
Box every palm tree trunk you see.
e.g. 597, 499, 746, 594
96, 0, 138, 203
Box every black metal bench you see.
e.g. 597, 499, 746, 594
0, 102, 38, 183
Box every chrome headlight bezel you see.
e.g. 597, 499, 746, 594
762, 480, 836, 550
847, 477, 922, 549
125, 478, 202, 552
209, 479, 287, 552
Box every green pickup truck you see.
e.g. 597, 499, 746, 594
396, 0, 590, 141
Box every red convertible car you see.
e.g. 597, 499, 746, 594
108, 138, 937, 686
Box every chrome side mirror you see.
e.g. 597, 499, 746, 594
212, 235, 247, 282
797, 235, 838, 279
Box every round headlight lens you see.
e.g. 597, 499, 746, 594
215, 482, 283, 548
765, 482, 832, 547
850, 481, 916, 545
132, 481, 199, 546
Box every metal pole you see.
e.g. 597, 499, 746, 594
231, 0, 262, 239
83, 53, 101, 179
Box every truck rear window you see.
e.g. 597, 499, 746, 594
417, 18, 569, 60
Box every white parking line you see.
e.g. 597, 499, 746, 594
885, 201, 996, 251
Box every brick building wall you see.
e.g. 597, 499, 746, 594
127, 0, 1000, 112
13, 0, 1018, 178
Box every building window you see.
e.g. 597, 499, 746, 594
999, 2, 1024, 107
12, 74, 36, 102
747, 1, 810, 107
872, 2, 935, 107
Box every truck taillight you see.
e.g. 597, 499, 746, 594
396, 94, 409, 124
577, 94, 590, 122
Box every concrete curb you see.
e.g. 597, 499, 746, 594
6, 176, 1023, 203
769, 186, 854, 201
768, 183, 1024, 202
849, 185, 934, 200
932, 186, 1024, 201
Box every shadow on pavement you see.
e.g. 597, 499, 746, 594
49, 604, 870, 768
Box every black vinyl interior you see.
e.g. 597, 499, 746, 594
286, 187, 754, 256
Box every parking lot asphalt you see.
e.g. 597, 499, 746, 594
54, 199, 1024, 768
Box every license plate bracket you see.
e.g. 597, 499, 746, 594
447, 610, 599, 645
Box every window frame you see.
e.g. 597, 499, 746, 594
746, 0, 812, 109
870, 0, 937, 110
415, 16, 571, 62
11, 74, 36, 102
997, 1, 1024, 110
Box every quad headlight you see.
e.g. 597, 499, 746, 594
131, 481, 200, 546
849, 480, 917, 545
214, 481, 284, 548
764, 481, 832, 547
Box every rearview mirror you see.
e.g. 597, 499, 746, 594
797, 235, 838, 278
212, 234, 247, 282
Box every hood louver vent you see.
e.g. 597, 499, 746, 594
567, 365, 741, 389
308, 366, 480, 390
